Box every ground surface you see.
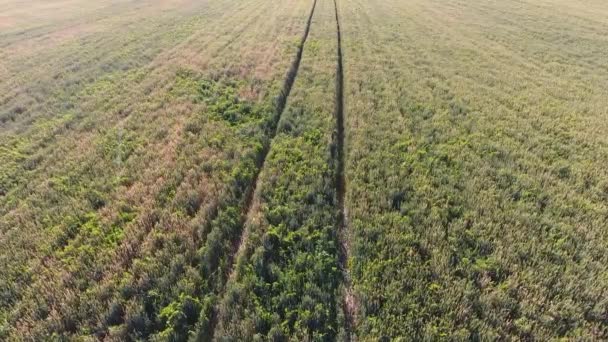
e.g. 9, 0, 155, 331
1, 0, 608, 339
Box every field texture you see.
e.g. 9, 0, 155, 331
340, 0, 608, 339
2, 0, 608, 340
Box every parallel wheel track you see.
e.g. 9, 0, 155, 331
204, 0, 318, 339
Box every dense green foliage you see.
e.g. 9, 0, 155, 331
215, 1, 344, 339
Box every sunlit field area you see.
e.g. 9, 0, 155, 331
1, 0, 607, 340
340, 0, 608, 339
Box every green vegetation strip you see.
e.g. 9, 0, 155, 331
214, 0, 346, 339
200, 0, 319, 339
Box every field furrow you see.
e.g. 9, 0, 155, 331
332, 0, 357, 339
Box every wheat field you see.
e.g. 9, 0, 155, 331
1, 0, 608, 339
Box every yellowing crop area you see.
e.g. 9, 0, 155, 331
1, 0, 608, 339
1, 0, 313, 338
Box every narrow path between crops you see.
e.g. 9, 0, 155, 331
204, 0, 318, 339
333, 0, 356, 340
